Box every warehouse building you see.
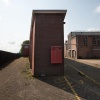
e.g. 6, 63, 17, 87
29, 10, 67, 76
66, 32, 100, 59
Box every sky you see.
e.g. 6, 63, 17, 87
0, 0, 100, 53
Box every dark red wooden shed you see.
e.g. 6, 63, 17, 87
22, 44, 29, 57
29, 10, 67, 76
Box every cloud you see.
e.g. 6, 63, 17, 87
99, 17, 100, 21
0, 16, 2, 21
8, 41, 16, 45
87, 28, 100, 31
3, 0, 10, 5
0, 40, 20, 53
95, 5, 100, 13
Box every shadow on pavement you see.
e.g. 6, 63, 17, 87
36, 58, 100, 100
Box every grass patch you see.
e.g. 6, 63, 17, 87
21, 58, 34, 79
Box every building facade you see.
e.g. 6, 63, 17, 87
29, 10, 67, 76
64, 41, 67, 57
66, 32, 100, 59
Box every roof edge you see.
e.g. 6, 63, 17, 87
33, 10, 67, 14
68, 31, 100, 37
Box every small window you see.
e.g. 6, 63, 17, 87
83, 36, 88, 46
93, 36, 100, 46
97, 40, 100, 46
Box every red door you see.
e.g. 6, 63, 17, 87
51, 46, 62, 64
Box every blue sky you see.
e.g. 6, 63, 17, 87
0, 0, 100, 53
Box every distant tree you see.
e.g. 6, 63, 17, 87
22, 40, 29, 44
19, 40, 29, 54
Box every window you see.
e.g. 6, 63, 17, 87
83, 36, 88, 46
93, 38, 96, 45
93, 36, 100, 46
97, 40, 100, 46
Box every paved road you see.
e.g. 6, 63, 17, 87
64, 58, 100, 100
0, 57, 75, 100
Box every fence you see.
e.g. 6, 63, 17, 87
0, 50, 21, 67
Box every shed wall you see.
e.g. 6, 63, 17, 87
34, 14, 64, 76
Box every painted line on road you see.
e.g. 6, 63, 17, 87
64, 76, 81, 100
65, 62, 100, 86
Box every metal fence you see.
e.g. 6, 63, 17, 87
0, 50, 21, 67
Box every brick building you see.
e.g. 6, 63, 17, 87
29, 10, 67, 76
66, 32, 100, 59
